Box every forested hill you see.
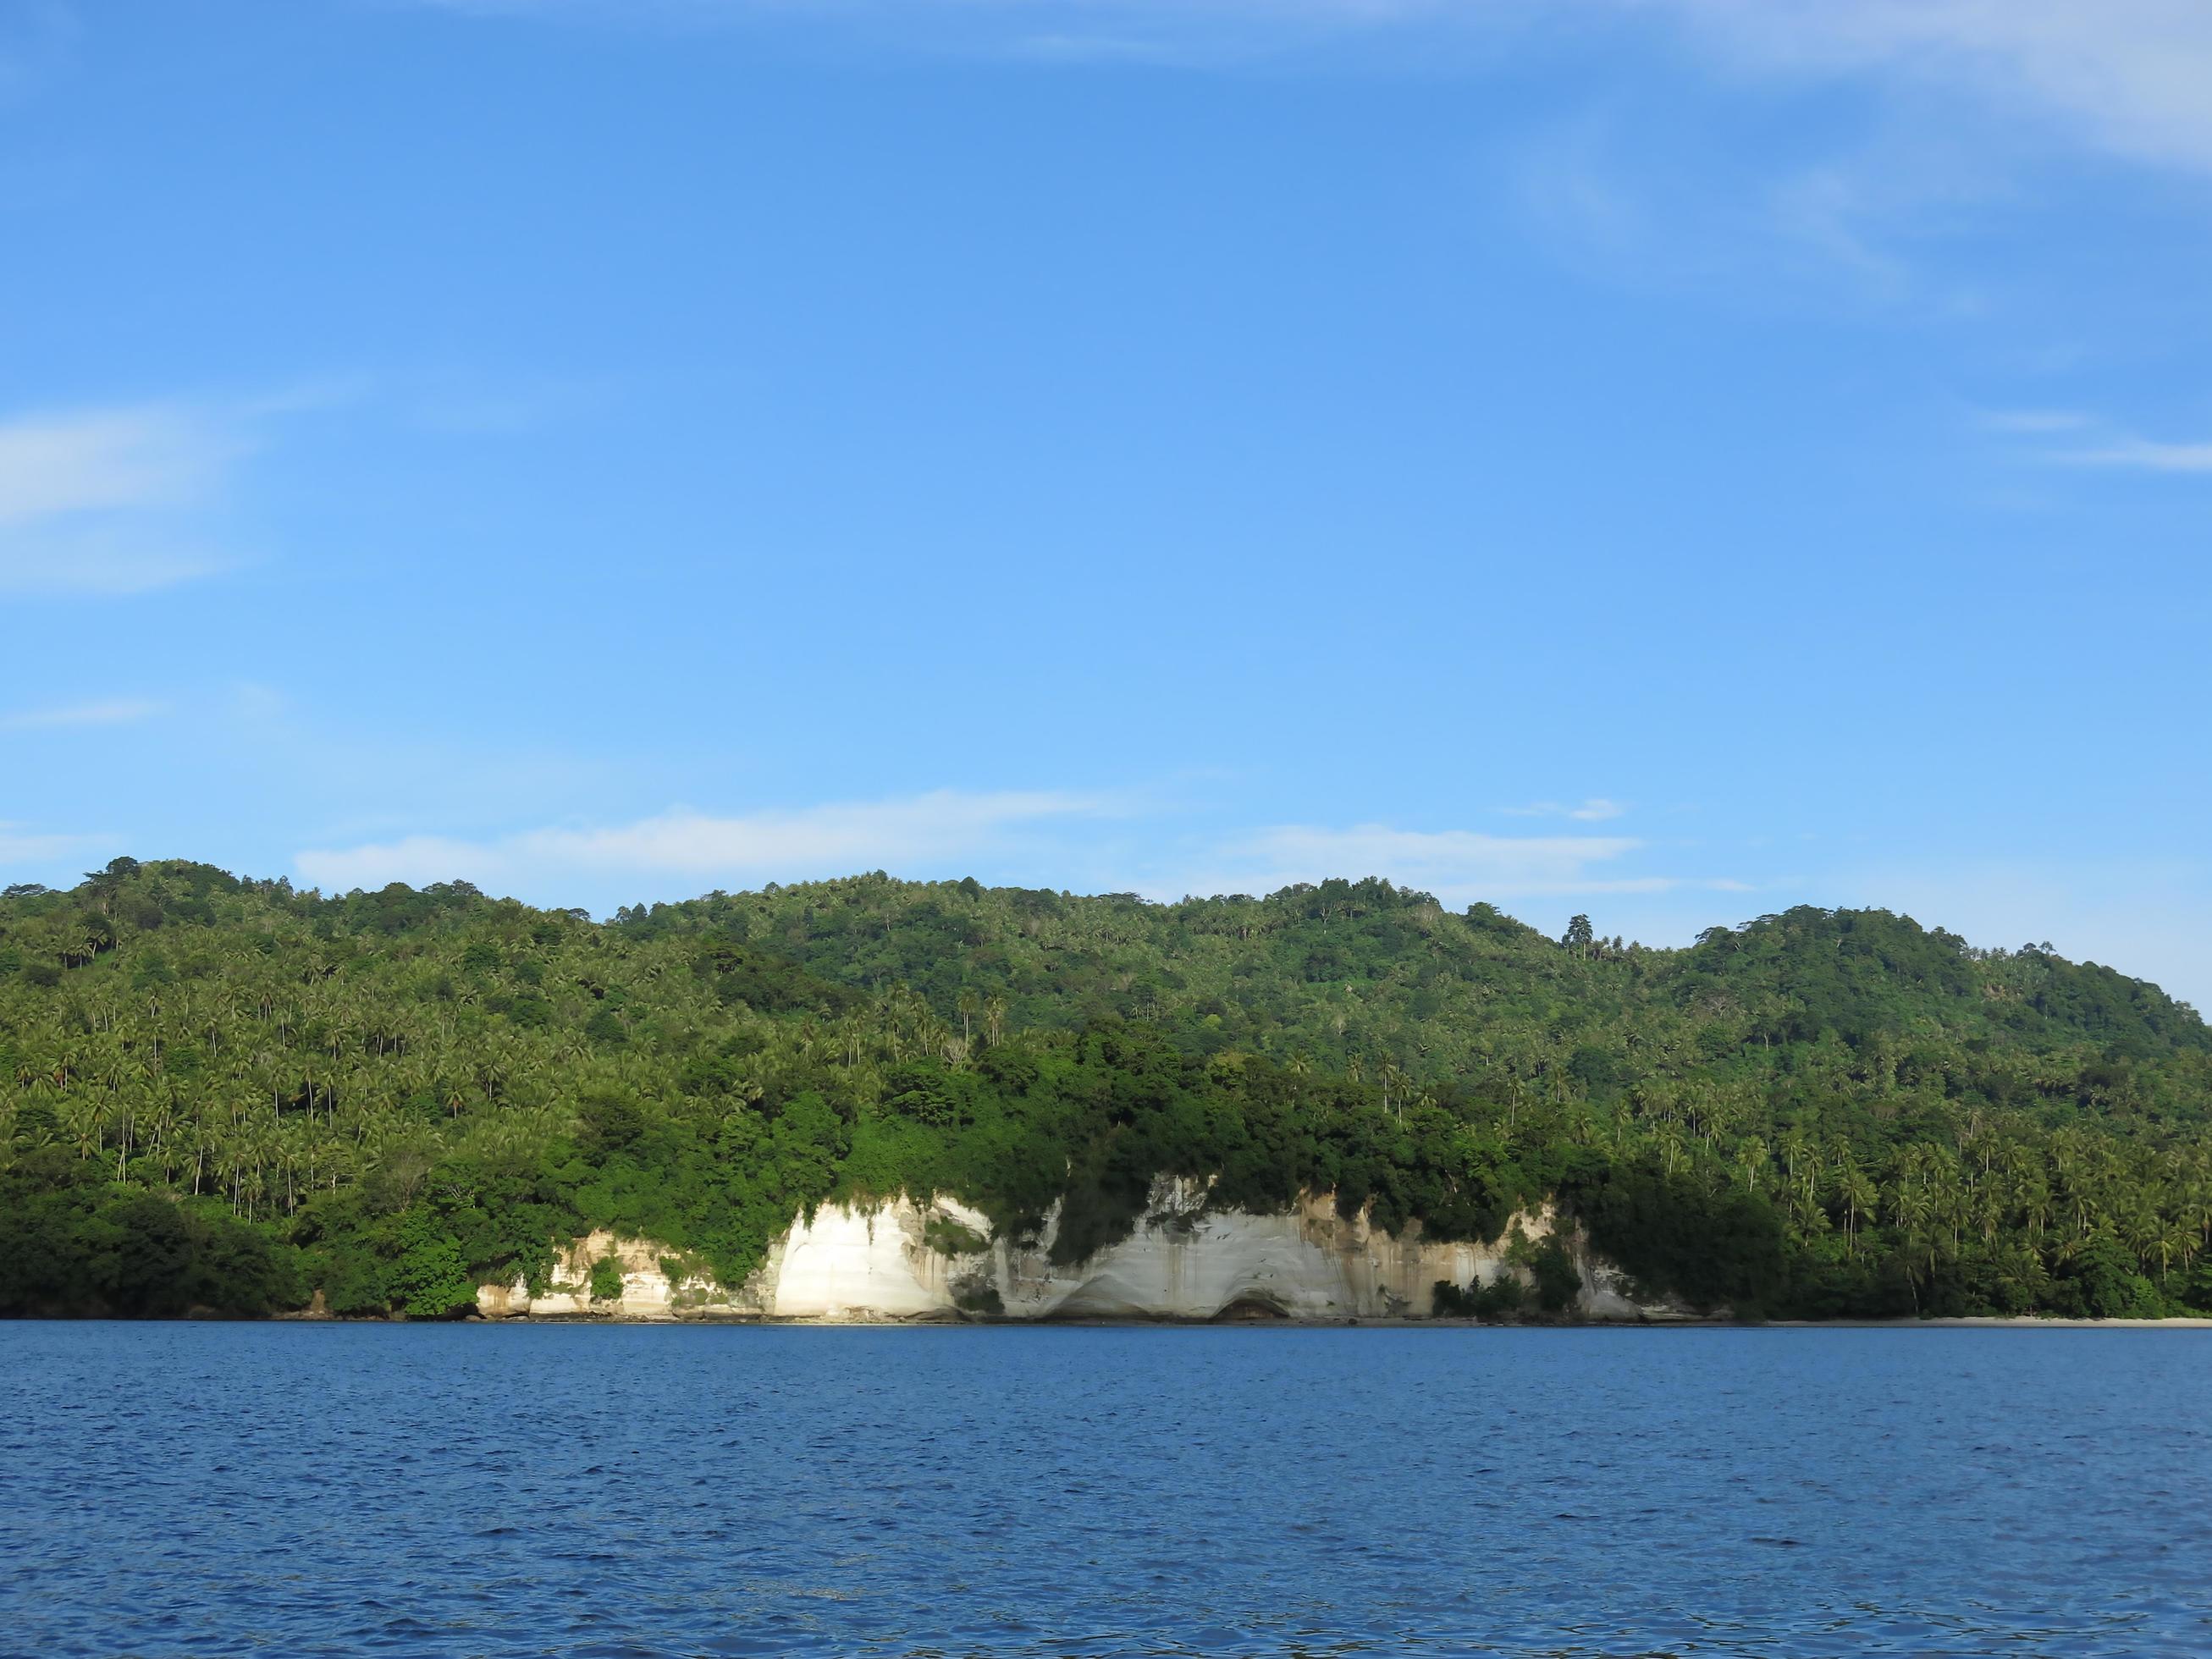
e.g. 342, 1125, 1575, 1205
618, 874, 2206, 1106
3, 858, 2209, 1323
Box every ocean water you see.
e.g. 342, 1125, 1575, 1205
3, 1325, 2209, 1657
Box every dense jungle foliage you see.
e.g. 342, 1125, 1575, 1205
3, 857, 2209, 1321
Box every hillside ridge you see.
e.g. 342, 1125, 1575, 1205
3, 857, 2207, 1322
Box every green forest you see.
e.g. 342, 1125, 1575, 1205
4, 857, 2209, 1322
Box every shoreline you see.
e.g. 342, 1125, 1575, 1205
21, 1309, 2209, 1328
451, 1314, 2212, 1329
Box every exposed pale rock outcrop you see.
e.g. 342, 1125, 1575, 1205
476, 1177, 1681, 1322
475, 1232, 732, 1320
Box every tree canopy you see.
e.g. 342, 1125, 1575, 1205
3, 858, 2207, 1321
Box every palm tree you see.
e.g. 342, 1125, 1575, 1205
1838, 1166, 1876, 1255
1380, 1063, 1406, 1119
2182, 1180, 2212, 1248
1790, 1180, 1830, 1243
2120, 1204, 2165, 1276
1778, 1127, 1812, 1185
2152, 1221, 2191, 1285
62, 1095, 108, 1163
1735, 1137, 1768, 1192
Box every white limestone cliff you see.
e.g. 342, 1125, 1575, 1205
477, 1177, 1677, 1321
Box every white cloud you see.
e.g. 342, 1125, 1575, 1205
0, 401, 250, 596
2055, 435, 2212, 474
1147, 821, 1750, 908
1506, 102, 1998, 308
0, 532, 234, 596
295, 790, 1757, 920
405, 372, 600, 437
431, 1, 2212, 174
0, 821, 105, 868
1218, 822, 1641, 901
0, 405, 235, 527
0, 697, 164, 730
1501, 796, 1625, 821
1636, 0, 2212, 175
295, 789, 1112, 893
1978, 408, 2092, 434
1983, 410, 2212, 474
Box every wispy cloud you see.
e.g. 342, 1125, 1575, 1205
295, 787, 1757, 916
295, 789, 1114, 893
0, 529, 234, 597
0, 697, 164, 731
0, 405, 237, 527
1983, 409, 2212, 474
422, 1, 2212, 174
1209, 822, 1643, 897
1978, 408, 2092, 435
1501, 797, 1625, 822
0, 820, 105, 868
0, 401, 251, 596
1510, 84, 2014, 310
1161, 820, 1747, 907
1639, 0, 2212, 176
405, 372, 601, 437
2055, 435, 2212, 474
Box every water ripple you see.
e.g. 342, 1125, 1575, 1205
3, 1325, 2210, 1656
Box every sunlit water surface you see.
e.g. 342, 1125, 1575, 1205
4, 1323, 2209, 1656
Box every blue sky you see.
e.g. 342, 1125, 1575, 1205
2, 0, 2208, 1004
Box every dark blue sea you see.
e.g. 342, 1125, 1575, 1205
4, 1325, 2209, 1657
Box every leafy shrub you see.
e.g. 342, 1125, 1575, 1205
589, 1255, 626, 1304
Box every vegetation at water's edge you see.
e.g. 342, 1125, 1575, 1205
3, 858, 2209, 1321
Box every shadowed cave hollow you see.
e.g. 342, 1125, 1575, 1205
1211, 1293, 1293, 1321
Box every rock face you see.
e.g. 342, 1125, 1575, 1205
475, 1177, 1666, 1322
475, 1233, 725, 1320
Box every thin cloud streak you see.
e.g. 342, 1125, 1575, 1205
1643, 0, 2212, 174
295, 796, 1751, 913
1165, 820, 1750, 906
0, 822, 107, 867
0, 529, 235, 596
295, 790, 1117, 893
0, 405, 239, 527
1982, 409, 2212, 476
2055, 436, 2212, 474
1979, 409, 2092, 434
0, 400, 254, 597
1501, 797, 1626, 822
422, 0, 2212, 174
0, 697, 164, 730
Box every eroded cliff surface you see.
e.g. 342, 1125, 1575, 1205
477, 1178, 1672, 1321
